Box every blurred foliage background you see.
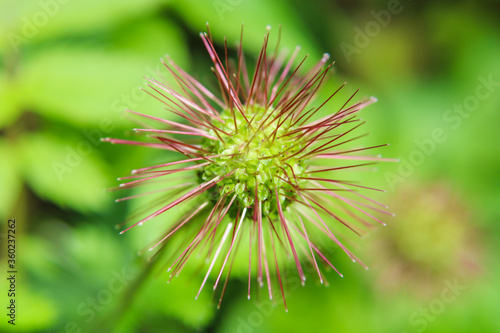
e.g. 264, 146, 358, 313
1, 0, 499, 332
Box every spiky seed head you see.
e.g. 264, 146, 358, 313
104, 25, 394, 309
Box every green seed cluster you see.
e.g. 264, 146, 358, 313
200, 105, 309, 217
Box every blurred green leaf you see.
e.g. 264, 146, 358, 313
11, 16, 187, 128
19, 223, 140, 332
0, 140, 22, 220
0, 269, 59, 332
0, 72, 24, 128
0, 0, 166, 53
109, 17, 188, 61
20, 47, 177, 128
19, 133, 111, 213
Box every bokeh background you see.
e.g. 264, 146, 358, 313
1, 0, 499, 332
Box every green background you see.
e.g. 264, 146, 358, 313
1, 0, 499, 332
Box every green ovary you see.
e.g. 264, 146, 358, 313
199, 105, 309, 217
